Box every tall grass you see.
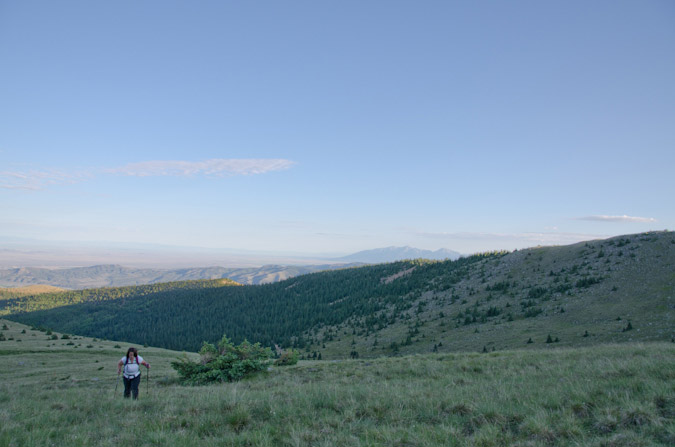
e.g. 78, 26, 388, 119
0, 319, 673, 446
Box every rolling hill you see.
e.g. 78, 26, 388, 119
0, 246, 463, 290
0, 263, 361, 289
4, 231, 674, 358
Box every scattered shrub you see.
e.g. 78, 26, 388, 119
171, 334, 272, 385
524, 307, 543, 318
274, 349, 300, 366
576, 277, 602, 288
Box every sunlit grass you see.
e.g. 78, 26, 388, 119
1, 319, 673, 446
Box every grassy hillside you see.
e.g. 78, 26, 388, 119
1, 319, 673, 446
0, 278, 240, 317
5, 231, 674, 357
312, 231, 675, 358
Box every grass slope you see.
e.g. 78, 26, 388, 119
0, 285, 65, 299
310, 231, 674, 358
0, 319, 673, 446
0, 278, 240, 316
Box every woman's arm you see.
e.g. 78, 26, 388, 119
117, 359, 124, 373
141, 360, 150, 369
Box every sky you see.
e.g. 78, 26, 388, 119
1, 1, 674, 265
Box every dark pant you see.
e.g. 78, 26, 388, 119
123, 374, 141, 399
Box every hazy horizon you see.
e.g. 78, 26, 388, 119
0, 232, 632, 270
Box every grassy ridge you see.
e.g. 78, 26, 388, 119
1, 319, 673, 446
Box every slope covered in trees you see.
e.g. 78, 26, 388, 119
6, 254, 493, 351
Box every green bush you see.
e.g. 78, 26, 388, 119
171, 335, 272, 385
274, 349, 300, 366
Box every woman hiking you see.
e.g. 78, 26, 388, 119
117, 347, 150, 399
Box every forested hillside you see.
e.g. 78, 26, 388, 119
6, 255, 492, 351
6, 231, 674, 358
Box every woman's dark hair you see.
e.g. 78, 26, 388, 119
126, 347, 139, 364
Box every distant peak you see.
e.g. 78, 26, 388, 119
335, 246, 462, 263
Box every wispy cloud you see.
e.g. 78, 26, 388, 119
108, 158, 296, 177
415, 230, 608, 246
0, 158, 296, 191
577, 215, 656, 223
0, 169, 91, 191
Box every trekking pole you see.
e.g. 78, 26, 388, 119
146, 365, 150, 396
114, 371, 120, 397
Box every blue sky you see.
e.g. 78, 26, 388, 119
1, 1, 673, 261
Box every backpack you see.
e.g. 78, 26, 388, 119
122, 356, 141, 377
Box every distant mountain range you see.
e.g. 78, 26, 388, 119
0, 246, 462, 289
334, 246, 462, 263
0, 264, 360, 289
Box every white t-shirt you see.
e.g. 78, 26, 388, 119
120, 355, 144, 378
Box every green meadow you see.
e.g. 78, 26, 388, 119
1, 319, 673, 446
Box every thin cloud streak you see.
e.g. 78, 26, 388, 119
415, 231, 609, 246
0, 169, 91, 190
0, 158, 296, 190
577, 215, 657, 223
108, 158, 296, 177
